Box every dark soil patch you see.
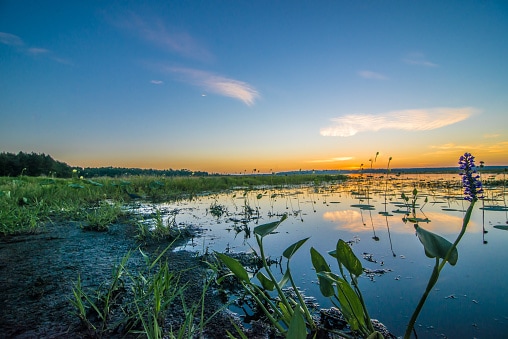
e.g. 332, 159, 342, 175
0, 221, 237, 339
0, 220, 396, 339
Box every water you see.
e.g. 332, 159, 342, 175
135, 173, 508, 338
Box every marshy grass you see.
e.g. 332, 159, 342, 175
0, 173, 346, 235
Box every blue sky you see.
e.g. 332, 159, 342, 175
1, 1, 507, 173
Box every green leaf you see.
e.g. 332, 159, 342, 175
367, 331, 385, 339
318, 271, 366, 331
415, 225, 458, 265
254, 214, 288, 238
278, 270, 291, 288
256, 272, 275, 291
310, 247, 334, 297
494, 225, 508, 231
68, 183, 84, 189
283, 237, 310, 259
286, 306, 307, 339
215, 252, 250, 283
330, 239, 363, 276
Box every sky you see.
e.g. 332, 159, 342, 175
1, 1, 507, 174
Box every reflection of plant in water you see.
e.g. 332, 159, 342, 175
209, 200, 228, 218
403, 152, 484, 338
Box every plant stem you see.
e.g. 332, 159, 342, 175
403, 257, 440, 339
404, 201, 475, 338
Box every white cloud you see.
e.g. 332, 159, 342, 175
309, 157, 353, 163
320, 107, 477, 137
168, 67, 259, 106
150, 80, 164, 85
358, 70, 387, 80
113, 13, 213, 62
27, 47, 50, 55
0, 32, 70, 64
403, 52, 438, 67
0, 32, 24, 46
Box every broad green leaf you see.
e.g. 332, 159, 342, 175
283, 237, 310, 259
215, 252, 250, 283
286, 306, 307, 339
330, 239, 363, 276
415, 225, 458, 265
254, 214, 288, 238
256, 272, 275, 291
310, 247, 334, 297
318, 271, 365, 331
278, 270, 291, 288
278, 301, 292, 325
367, 331, 385, 339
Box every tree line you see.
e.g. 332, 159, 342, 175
0, 152, 209, 177
0, 151, 72, 177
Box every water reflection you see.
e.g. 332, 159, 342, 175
132, 173, 508, 338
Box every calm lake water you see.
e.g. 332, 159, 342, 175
136, 173, 508, 338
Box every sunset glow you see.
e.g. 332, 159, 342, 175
1, 2, 507, 173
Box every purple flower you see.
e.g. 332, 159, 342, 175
458, 152, 484, 202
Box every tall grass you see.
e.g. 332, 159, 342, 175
0, 174, 346, 235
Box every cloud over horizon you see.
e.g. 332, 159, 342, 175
358, 70, 387, 80
168, 67, 259, 106
320, 107, 477, 137
309, 157, 354, 163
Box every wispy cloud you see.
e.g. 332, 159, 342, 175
168, 67, 259, 106
309, 157, 354, 163
0, 31, 71, 65
150, 80, 164, 85
320, 107, 477, 137
0, 32, 23, 46
429, 140, 508, 155
403, 52, 438, 67
358, 70, 387, 80
112, 12, 213, 63
27, 47, 50, 55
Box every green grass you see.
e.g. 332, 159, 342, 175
0, 174, 346, 235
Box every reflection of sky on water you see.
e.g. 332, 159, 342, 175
134, 174, 508, 338
322, 210, 480, 234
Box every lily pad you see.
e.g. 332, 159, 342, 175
481, 206, 508, 211
350, 204, 375, 210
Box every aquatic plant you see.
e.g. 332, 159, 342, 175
216, 214, 320, 337
311, 240, 381, 338
403, 152, 484, 338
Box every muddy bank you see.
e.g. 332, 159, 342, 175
0, 220, 235, 338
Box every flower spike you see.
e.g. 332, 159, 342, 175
458, 152, 483, 202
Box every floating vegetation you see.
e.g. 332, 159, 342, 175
350, 204, 376, 210
480, 205, 508, 211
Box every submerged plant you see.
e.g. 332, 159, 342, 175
403, 152, 483, 338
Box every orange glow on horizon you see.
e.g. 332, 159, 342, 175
64, 151, 507, 174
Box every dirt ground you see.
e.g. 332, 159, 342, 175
0, 219, 396, 339
0, 220, 239, 339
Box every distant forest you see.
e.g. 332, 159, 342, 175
0, 152, 209, 178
